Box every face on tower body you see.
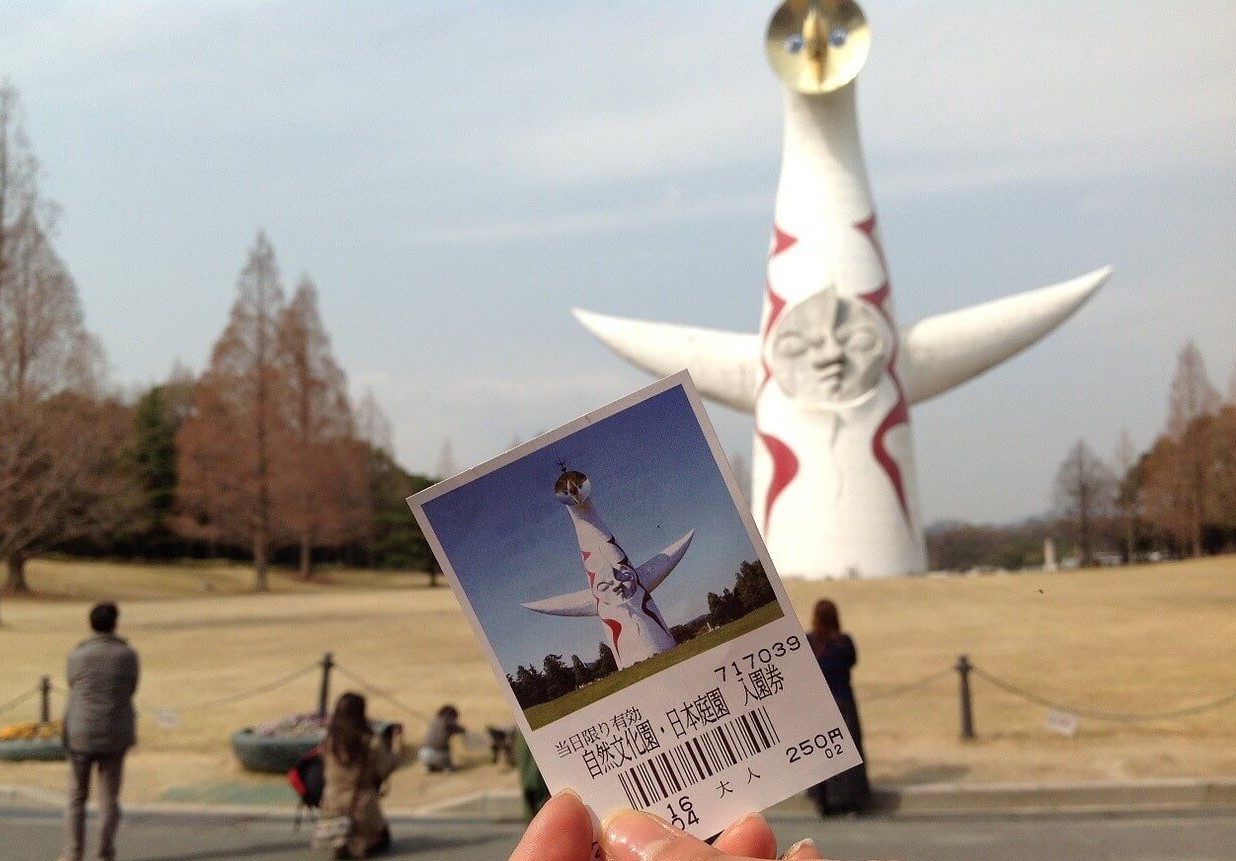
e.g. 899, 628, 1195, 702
769, 287, 888, 406
593, 563, 639, 605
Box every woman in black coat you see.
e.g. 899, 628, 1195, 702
806, 598, 870, 815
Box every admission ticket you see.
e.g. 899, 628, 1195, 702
407, 371, 860, 839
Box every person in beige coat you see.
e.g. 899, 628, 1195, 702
59, 602, 139, 861
319, 692, 398, 859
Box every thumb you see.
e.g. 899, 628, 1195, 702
781, 838, 826, 860
601, 809, 720, 861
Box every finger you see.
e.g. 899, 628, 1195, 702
601, 809, 720, 861
712, 812, 778, 859
780, 838, 826, 860
509, 790, 595, 861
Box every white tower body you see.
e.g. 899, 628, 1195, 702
755, 82, 922, 578
572, 2, 1110, 579
561, 496, 678, 667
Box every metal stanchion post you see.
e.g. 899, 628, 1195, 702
956, 654, 975, 740
40, 676, 51, 724
318, 652, 334, 717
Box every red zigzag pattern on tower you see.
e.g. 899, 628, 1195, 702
855, 215, 911, 523
756, 225, 800, 534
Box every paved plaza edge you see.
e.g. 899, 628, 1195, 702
5, 778, 1235, 823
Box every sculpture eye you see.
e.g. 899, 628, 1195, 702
845, 326, 878, 353
775, 333, 807, 358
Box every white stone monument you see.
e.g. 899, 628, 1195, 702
574, 0, 1110, 579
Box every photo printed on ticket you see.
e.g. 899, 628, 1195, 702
407, 371, 861, 839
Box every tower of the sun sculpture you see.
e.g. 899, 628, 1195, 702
522, 468, 694, 669
574, 0, 1110, 579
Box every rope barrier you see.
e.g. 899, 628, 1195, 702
971, 666, 1236, 722
23, 659, 422, 724
142, 660, 321, 713
864, 668, 953, 702
19, 650, 1234, 734
0, 685, 40, 717
332, 662, 430, 726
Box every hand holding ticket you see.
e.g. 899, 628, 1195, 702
409, 373, 859, 839
508, 791, 828, 861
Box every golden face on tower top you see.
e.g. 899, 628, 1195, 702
766, 0, 870, 94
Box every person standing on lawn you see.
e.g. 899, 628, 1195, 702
805, 598, 870, 816
59, 602, 140, 861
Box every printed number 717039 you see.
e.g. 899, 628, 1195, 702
713, 636, 801, 682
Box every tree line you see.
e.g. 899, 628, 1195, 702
929, 340, 1236, 571
0, 83, 435, 599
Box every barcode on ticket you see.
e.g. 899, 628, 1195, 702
617, 707, 780, 808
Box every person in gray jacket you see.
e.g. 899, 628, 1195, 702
59, 602, 139, 861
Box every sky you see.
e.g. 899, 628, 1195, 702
2, 1, 1234, 526
414, 380, 762, 677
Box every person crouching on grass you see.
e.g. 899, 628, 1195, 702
319, 692, 398, 859
418, 704, 465, 772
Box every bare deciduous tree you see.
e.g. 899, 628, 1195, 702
273, 278, 369, 578
1, 85, 103, 404
0, 396, 139, 593
1166, 340, 1219, 439
1053, 438, 1115, 565
1209, 406, 1236, 538
1139, 434, 1194, 555
0, 82, 137, 604
1111, 429, 1140, 562
1140, 342, 1222, 557
175, 232, 286, 590
355, 387, 393, 457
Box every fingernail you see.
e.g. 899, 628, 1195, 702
601, 809, 679, 861
782, 837, 823, 860
720, 811, 766, 835
557, 787, 582, 801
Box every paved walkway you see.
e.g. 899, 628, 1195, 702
4, 779, 1235, 861
414, 776, 1236, 820
4, 805, 1235, 861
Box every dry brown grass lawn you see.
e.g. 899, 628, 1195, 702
1, 555, 1234, 809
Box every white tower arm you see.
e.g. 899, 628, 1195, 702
901, 267, 1111, 405
522, 589, 598, 617
573, 309, 757, 413
576, 265, 1110, 415
521, 530, 695, 618
635, 530, 695, 592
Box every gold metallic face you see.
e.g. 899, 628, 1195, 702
766, 0, 870, 94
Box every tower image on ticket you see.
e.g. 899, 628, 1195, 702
522, 467, 695, 670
